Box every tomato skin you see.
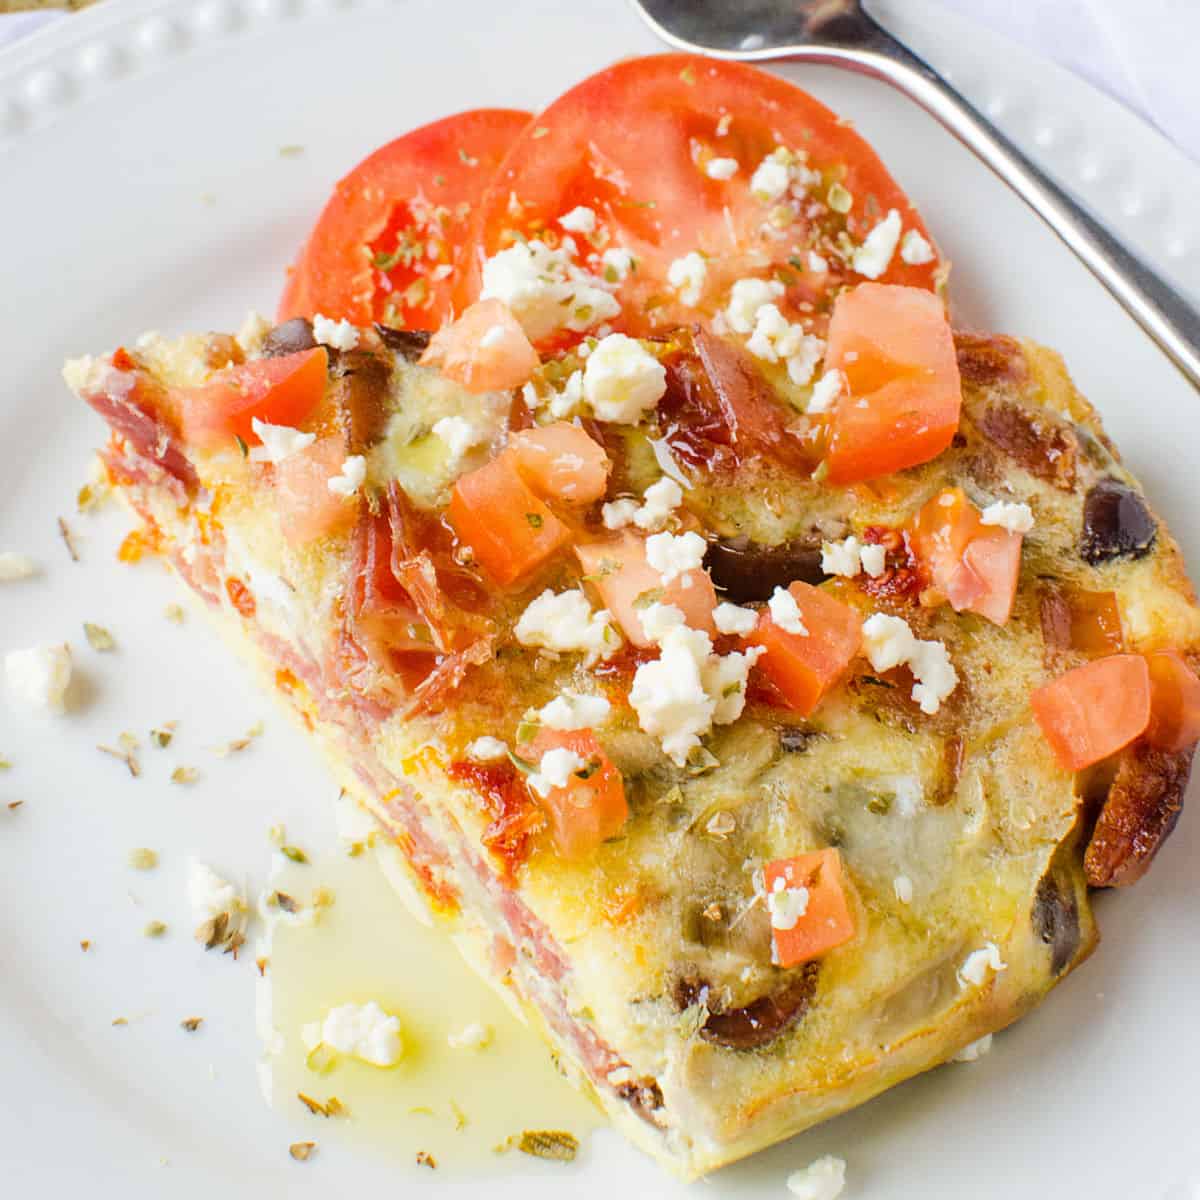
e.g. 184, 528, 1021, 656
823, 284, 961, 484
1145, 649, 1200, 752
176, 348, 328, 450
448, 452, 570, 587
509, 421, 611, 503
277, 109, 531, 327
521, 728, 627, 860
1031, 654, 1151, 770
748, 582, 862, 715
419, 299, 538, 393
274, 437, 357, 545
764, 849, 856, 968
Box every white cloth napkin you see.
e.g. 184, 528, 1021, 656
1, 2, 1196, 162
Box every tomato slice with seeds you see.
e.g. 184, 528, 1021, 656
278, 109, 532, 328
469, 54, 941, 341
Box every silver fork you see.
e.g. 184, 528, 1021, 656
631, 0, 1200, 390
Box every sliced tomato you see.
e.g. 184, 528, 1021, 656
274, 437, 357, 545
520, 728, 627, 860
175, 348, 328, 450
748, 582, 862, 715
909, 487, 1022, 626
278, 108, 532, 328
823, 284, 961, 484
1031, 654, 1151, 770
509, 421, 611, 503
764, 849, 856, 968
448, 452, 570, 587
576, 531, 717, 647
1144, 649, 1200, 752
419, 298, 538, 393
469, 55, 941, 341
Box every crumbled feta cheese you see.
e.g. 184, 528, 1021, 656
479, 323, 507, 349
600, 246, 635, 282
786, 1155, 847, 1200
302, 1001, 403, 1067
861, 613, 959, 714
4, 643, 72, 712
544, 368, 586, 420
514, 588, 620, 663
704, 645, 762, 725
893, 874, 914, 904
582, 334, 667, 424
900, 229, 935, 265
601, 477, 683, 533
807, 369, 844, 414
768, 877, 810, 930
432, 415, 484, 462
447, 1022, 492, 1051
666, 251, 707, 307
327, 454, 367, 497
479, 239, 620, 341
249, 418, 316, 464
713, 602, 758, 637
852, 208, 902, 279
527, 746, 588, 798
536, 691, 611, 731
807, 250, 829, 273
187, 859, 243, 924
559, 205, 597, 235
980, 500, 1035, 534
0, 553, 37, 582
312, 314, 359, 351
465, 736, 507, 762
601, 498, 640, 530
953, 1034, 993, 1062
957, 942, 1007, 989
705, 156, 739, 180
821, 536, 864, 578
767, 586, 808, 636
236, 310, 272, 355
750, 153, 791, 201
725, 277, 785, 333
645, 530, 707, 585
859, 543, 886, 577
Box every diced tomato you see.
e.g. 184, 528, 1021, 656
509, 421, 611, 503
521, 728, 627, 860
419, 299, 538, 393
175, 348, 328, 450
748, 582, 862, 715
1031, 654, 1151, 770
823, 284, 962, 484
277, 109, 531, 328
764, 848, 856, 968
909, 488, 1022, 626
274, 436, 357, 545
1144, 649, 1200, 752
576, 531, 716, 647
448, 452, 570, 586
470, 55, 940, 341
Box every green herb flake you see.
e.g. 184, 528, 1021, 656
235, 435, 249, 459
788, 255, 807, 271
679, 65, 696, 85
516, 1130, 579, 1162
170, 766, 199, 785
531, 126, 549, 139
632, 587, 665, 611
144, 920, 168, 938
128, 847, 158, 871
525, 512, 544, 530
280, 845, 309, 865
278, 144, 305, 159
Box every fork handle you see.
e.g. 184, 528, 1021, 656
839, 22, 1200, 390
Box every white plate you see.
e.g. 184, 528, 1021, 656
2, 1, 1199, 1196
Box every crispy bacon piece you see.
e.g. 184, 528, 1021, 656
402, 636, 494, 718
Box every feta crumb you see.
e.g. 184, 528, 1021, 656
479, 323, 507, 349
713, 602, 758, 637
645, 530, 707, 585
786, 1155, 847, 1199
601, 498, 640, 530
705, 156, 739, 180
536, 691, 611, 731
600, 246, 635, 282
327, 454, 366, 497
725, 277, 785, 333
447, 1022, 492, 1051
187, 859, 243, 924
465, 736, 507, 762
4, 643, 72, 712
302, 1001, 403, 1067
0, 553, 37, 582
236, 310, 272, 354
547, 368, 586, 420
807, 369, 845, 414
852, 208, 902, 279
666, 251, 707, 307
601, 477, 682, 533
807, 250, 829, 273
527, 746, 587, 798
514, 588, 620, 664
861, 613, 958, 714
311, 314, 359, 351
480, 239, 619, 341
582, 334, 667, 424
704, 644, 762, 725
432, 415, 484, 462
821, 536, 864, 578
859, 542, 886, 577
957, 941, 1007, 989
559, 205, 597, 235
249, 418, 315, 464
893, 874, 914, 904
767, 586, 808, 636
750, 152, 791, 201
980, 500, 1035, 534
768, 876, 810, 930
953, 1033, 993, 1062
900, 228, 935, 265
